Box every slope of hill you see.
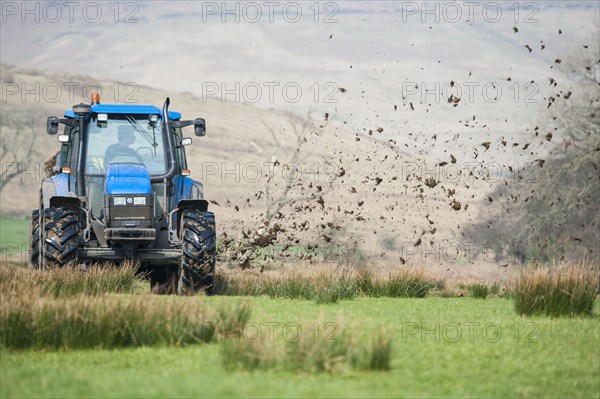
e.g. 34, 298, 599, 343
1, 64, 526, 280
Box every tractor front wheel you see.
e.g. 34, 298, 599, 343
177, 210, 216, 295
42, 206, 80, 269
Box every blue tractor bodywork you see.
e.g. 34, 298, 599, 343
64, 104, 181, 119
104, 163, 153, 195
32, 97, 215, 294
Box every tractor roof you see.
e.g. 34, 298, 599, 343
64, 104, 181, 120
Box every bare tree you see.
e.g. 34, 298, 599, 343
464, 33, 600, 263
0, 109, 45, 193
235, 113, 339, 269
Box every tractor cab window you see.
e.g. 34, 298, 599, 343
61, 124, 77, 170
86, 114, 167, 176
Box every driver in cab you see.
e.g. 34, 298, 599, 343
104, 125, 143, 166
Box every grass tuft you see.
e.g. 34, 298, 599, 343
0, 293, 225, 349
219, 321, 392, 373
357, 268, 435, 298
349, 328, 392, 371
216, 301, 252, 339
215, 266, 436, 301
0, 262, 138, 297
490, 282, 501, 295
214, 271, 264, 296
216, 267, 359, 303
220, 339, 277, 372
284, 328, 350, 373
468, 283, 490, 299
512, 263, 599, 317
263, 269, 315, 300
314, 268, 357, 304
0, 262, 253, 350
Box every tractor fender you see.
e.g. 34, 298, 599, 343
46, 196, 89, 242
175, 199, 209, 231
49, 196, 82, 209
175, 176, 204, 202
191, 179, 204, 199
41, 173, 70, 209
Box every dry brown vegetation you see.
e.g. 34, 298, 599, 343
0, 262, 138, 297
0, 257, 596, 371
512, 262, 599, 317
0, 262, 395, 373
0, 262, 251, 349
214, 265, 442, 302
0, 291, 226, 349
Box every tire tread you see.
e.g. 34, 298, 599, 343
178, 210, 216, 295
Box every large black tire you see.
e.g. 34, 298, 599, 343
29, 209, 41, 269
42, 207, 80, 269
178, 210, 216, 295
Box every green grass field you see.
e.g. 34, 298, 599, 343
2, 296, 599, 398
0, 216, 29, 254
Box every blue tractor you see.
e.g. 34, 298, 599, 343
29, 94, 216, 295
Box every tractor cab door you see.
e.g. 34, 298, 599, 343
61, 123, 80, 191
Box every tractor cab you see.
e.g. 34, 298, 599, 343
30, 94, 216, 295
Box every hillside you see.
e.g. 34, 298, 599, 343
1, 64, 524, 280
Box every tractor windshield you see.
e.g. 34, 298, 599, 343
86, 114, 167, 175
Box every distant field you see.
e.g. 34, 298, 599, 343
2, 296, 599, 398
0, 216, 29, 254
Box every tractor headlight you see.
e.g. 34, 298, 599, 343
133, 197, 146, 206
113, 197, 127, 206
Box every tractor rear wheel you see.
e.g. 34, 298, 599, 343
177, 210, 216, 295
42, 206, 80, 269
29, 209, 41, 269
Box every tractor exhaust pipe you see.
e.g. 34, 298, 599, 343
157, 98, 178, 219
151, 98, 177, 183
77, 116, 86, 196
73, 103, 92, 197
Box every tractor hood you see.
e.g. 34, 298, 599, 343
104, 163, 152, 195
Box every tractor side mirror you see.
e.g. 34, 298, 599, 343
194, 118, 206, 137
47, 116, 59, 135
